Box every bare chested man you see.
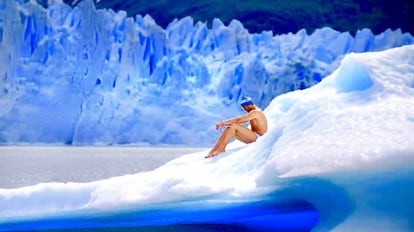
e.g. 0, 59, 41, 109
205, 98, 268, 158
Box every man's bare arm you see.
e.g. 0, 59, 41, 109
221, 110, 259, 126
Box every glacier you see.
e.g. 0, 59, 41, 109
1, 43, 414, 231
0, 0, 413, 146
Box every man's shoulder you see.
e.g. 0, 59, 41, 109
248, 108, 264, 116
252, 108, 263, 113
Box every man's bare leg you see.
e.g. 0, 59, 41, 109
206, 127, 233, 157
205, 124, 256, 158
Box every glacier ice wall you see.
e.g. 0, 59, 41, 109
0, 0, 413, 145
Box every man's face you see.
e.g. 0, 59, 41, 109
242, 105, 252, 112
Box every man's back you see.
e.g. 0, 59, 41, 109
249, 109, 267, 136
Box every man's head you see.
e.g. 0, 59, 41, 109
240, 97, 256, 112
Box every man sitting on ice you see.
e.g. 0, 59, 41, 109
205, 97, 268, 158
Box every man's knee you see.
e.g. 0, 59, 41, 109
226, 124, 237, 132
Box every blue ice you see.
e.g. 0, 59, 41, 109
1, 0, 414, 231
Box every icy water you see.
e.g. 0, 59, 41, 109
0, 146, 206, 188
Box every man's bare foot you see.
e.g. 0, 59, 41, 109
204, 150, 226, 158
205, 152, 219, 159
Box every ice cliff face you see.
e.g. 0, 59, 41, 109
0, 0, 412, 145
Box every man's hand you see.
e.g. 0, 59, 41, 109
215, 121, 225, 130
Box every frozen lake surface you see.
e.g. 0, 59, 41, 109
0, 146, 207, 188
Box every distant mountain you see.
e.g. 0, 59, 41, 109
50, 0, 414, 35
